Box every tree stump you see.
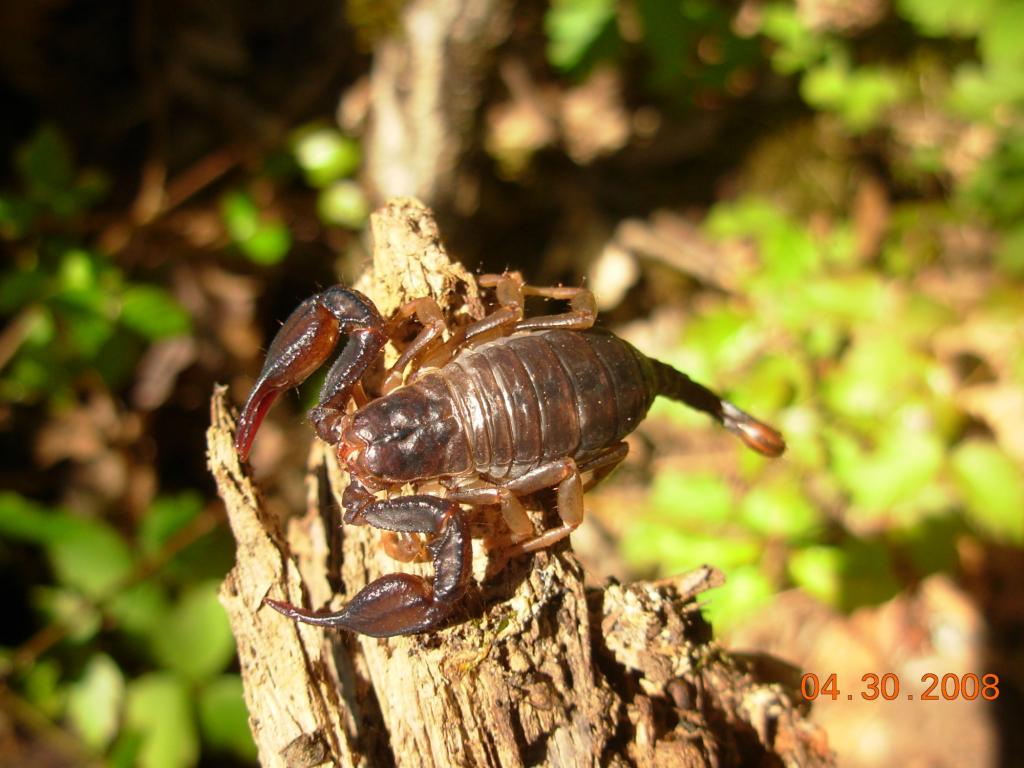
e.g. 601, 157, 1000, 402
207, 198, 834, 767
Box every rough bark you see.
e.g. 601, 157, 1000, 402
365, 0, 511, 213
208, 198, 834, 768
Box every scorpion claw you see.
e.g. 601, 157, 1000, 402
235, 380, 285, 461
235, 287, 385, 461
720, 401, 787, 457
263, 574, 449, 637
265, 494, 471, 636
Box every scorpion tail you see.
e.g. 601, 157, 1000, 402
648, 358, 786, 457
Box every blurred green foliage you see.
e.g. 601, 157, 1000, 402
0, 491, 253, 767
220, 123, 366, 265
558, 0, 1024, 630
0, 127, 190, 405
0, 123, 261, 766
0, 105, 377, 763
0, 110, 374, 765
626, 186, 1022, 627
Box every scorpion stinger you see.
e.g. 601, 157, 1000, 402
645, 357, 786, 458
235, 286, 385, 461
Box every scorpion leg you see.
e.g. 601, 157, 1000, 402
265, 495, 470, 637
445, 483, 535, 541
235, 287, 385, 460
579, 442, 629, 491
420, 272, 598, 368
499, 446, 629, 554
501, 459, 584, 555
381, 297, 449, 392
479, 272, 597, 332
452, 457, 600, 555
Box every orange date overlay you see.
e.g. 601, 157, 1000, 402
800, 672, 1000, 702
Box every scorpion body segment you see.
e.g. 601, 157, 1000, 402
398, 329, 659, 482
238, 272, 785, 637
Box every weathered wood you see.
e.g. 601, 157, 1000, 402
366, 0, 512, 211
208, 198, 834, 768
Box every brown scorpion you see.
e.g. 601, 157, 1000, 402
235, 272, 785, 637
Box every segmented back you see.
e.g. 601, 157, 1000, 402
434, 329, 658, 480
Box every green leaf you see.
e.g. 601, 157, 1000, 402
622, 520, 759, 573
822, 332, 930, 422
198, 676, 257, 761
895, 0, 995, 37
829, 424, 945, 517
59, 301, 116, 358
317, 180, 370, 229
790, 539, 900, 610
16, 124, 75, 206
21, 658, 65, 718
0, 495, 135, 598
56, 248, 100, 293
0, 193, 37, 238
292, 127, 361, 187
949, 63, 1024, 120
729, 352, 806, 416
836, 538, 902, 609
32, 586, 102, 643
649, 472, 734, 526
0, 268, 49, 311
108, 731, 145, 768
789, 546, 843, 606
222, 191, 293, 265
0, 492, 63, 542
49, 520, 134, 599
951, 440, 1024, 544
891, 515, 962, 576
980, 2, 1024, 68
125, 673, 199, 768
739, 477, 821, 540
221, 191, 260, 243
707, 197, 821, 285
148, 581, 234, 682
801, 58, 905, 133
996, 223, 1024, 278
139, 492, 203, 557
679, 305, 764, 372
107, 582, 171, 638
240, 222, 291, 265
120, 285, 191, 339
66, 654, 124, 750
158, 525, 236, 585
545, 0, 617, 71
702, 565, 774, 631
758, 3, 828, 74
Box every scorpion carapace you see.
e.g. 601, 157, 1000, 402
236, 272, 785, 637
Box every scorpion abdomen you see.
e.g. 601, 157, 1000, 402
437, 329, 658, 481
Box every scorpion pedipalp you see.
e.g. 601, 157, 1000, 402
264, 495, 470, 637
235, 286, 385, 460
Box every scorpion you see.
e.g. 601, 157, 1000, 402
235, 272, 785, 637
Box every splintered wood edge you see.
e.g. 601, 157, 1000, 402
207, 388, 360, 768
